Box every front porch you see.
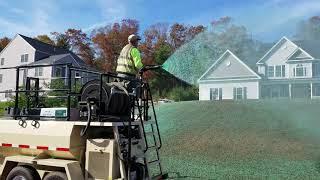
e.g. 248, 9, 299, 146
260, 80, 320, 99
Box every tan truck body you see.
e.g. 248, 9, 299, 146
0, 119, 143, 180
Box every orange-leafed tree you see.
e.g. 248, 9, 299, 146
51, 29, 95, 66
91, 19, 139, 72
169, 23, 205, 50
140, 23, 172, 79
65, 29, 95, 66
0, 37, 11, 52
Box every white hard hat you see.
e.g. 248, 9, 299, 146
128, 34, 141, 43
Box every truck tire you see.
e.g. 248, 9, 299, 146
131, 163, 147, 180
6, 166, 40, 180
43, 171, 68, 180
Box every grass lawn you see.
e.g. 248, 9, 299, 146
156, 100, 320, 179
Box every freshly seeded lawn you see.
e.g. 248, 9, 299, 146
156, 100, 320, 179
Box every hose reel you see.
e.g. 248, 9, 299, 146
80, 80, 131, 118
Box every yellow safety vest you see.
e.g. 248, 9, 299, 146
116, 44, 137, 75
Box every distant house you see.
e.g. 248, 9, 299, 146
198, 37, 320, 100
0, 34, 92, 101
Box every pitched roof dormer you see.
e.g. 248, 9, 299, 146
198, 50, 261, 82
17, 34, 86, 65
257, 36, 298, 65
287, 48, 313, 61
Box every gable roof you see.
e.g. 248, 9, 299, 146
18, 34, 86, 66
198, 50, 261, 82
28, 54, 72, 65
293, 40, 320, 59
287, 48, 313, 61
257, 36, 294, 64
257, 36, 320, 65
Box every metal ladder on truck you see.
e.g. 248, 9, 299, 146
138, 83, 167, 180
115, 65, 168, 179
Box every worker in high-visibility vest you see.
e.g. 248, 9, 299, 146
116, 34, 143, 79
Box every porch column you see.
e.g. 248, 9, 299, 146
311, 82, 313, 99
289, 83, 292, 99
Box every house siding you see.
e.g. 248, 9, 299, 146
264, 40, 297, 65
206, 53, 256, 79
199, 37, 320, 101
258, 65, 265, 75
288, 63, 313, 78
199, 81, 260, 100
0, 35, 36, 101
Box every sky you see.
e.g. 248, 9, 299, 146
0, 0, 319, 42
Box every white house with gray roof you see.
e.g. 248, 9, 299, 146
0, 34, 91, 101
198, 37, 320, 100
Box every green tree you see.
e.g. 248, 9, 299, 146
35, 35, 55, 45
154, 42, 172, 65
51, 32, 71, 50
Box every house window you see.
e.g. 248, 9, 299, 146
0, 74, 2, 83
55, 67, 61, 77
275, 65, 286, 77
294, 64, 306, 77
5, 90, 12, 98
236, 88, 243, 100
75, 72, 81, 78
267, 66, 274, 77
210, 88, 222, 100
21, 54, 29, 63
35, 67, 43, 76
233, 87, 247, 100
0, 58, 4, 65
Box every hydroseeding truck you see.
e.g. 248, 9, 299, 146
0, 64, 167, 180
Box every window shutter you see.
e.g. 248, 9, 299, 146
210, 88, 212, 100
219, 88, 222, 100
244, 87, 247, 99
25, 54, 28, 62
233, 88, 236, 100
282, 65, 285, 77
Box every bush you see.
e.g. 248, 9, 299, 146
167, 86, 198, 101
0, 101, 14, 116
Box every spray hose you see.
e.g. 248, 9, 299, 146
80, 102, 92, 137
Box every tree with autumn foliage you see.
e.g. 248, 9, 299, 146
35, 35, 55, 45
50, 29, 95, 65
169, 23, 205, 50
51, 32, 71, 50
0, 37, 11, 52
139, 23, 205, 96
65, 29, 95, 65
91, 19, 139, 72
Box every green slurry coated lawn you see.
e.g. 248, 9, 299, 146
156, 100, 320, 179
